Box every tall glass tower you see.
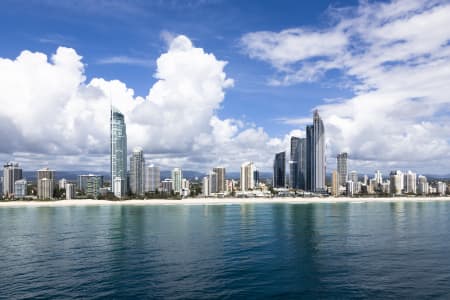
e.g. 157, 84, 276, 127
111, 106, 127, 197
312, 110, 326, 192
130, 147, 145, 196
273, 151, 286, 188
337, 152, 348, 187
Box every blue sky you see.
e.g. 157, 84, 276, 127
0, 0, 355, 137
1, 0, 450, 174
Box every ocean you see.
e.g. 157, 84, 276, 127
1, 202, 449, 299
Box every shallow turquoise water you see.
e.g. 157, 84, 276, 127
1, 202, 450, 299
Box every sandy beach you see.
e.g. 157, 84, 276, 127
0, 197, 450, 207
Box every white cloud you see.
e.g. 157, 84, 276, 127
241, 0, 450, 174
0, 35, 289, 172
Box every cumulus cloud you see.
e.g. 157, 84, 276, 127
0, 35, 289, 172
241, 0, 450, 174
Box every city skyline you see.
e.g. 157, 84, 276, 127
0, 1, 450, 174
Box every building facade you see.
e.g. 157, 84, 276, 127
3, 162, 23, 198
145, 165, 160, 192
240, 162, 255, 191
129, 147, 145, 196
37, 168, 54, 199
171, 168, 182, 194
111, 107, 127, 197
273, 151, 286, 188
14, 179, 27, 198
212, 167, 226, 193
336, 152, 348, 187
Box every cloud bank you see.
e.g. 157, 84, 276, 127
242, 0, 450, 174
0, 35, 289, 172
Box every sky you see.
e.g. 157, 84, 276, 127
0, 0, 450, 175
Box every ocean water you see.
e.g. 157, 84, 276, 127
1, 202, 450, 299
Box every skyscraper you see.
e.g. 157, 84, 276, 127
273, 151, 286, 188
331, 170, 339, 196
290, 137, 307, 190
14, 179, 27, 198
240, 162, 255, 191
311, 110, 326, 192
129, 147, 145, 196
290, 137, 300, 189
111, 106, 127, 197
37, 168, 55, 199
212, 167, 226, 192
3, 162, 22, 198
306, 125, 314, 191
208, 171, 218, 194
145, 165, 160, 192
171, 168, 182, 194
336, 152, 348, 187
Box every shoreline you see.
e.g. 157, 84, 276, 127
1, 197, 450, 207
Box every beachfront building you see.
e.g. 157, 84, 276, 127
130, 147, 145, 196
3, 162, 23, 198
212, 167, 226, 193
273, 151, 286, 188
171, 168, 182, 194
331, 170, 339, 196
79, 174, 104, 198
145, 165, 160, 192
37, 168, 55, 199
65, 183, 75, 200
240, 162, 255, 191
14, 179, 27, 198
161, 179, 173, 194
111, 106, 127, 197
337, 153, 348, 187
390, 170, 403, 195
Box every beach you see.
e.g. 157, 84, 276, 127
1, 196, 450, 207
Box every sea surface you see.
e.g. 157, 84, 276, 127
1, 202, 450, 299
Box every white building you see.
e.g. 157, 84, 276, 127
171, 168, 182, 194
129, 147, 145, 196
202, 176, 210, 196
113, 177, 125, 198
145, 165, 160, 192
390, 170, 403, 195
59, 178, 68, 190
65, 183, 75, 200
38, 177, 53, 199
404, 171, 417, 194
240, 162, 255, 191
14, 179, 27, 198
3, 162, 23, 198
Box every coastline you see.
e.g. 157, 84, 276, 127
1, 196, 450, 207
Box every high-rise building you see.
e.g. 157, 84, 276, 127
306, 125, 313, 191
202, 176, 210, 196
209, 171, 218, 194
14, 179, 27, 198
65, 183, 75, 200
253, 169, 260, 187
59, 178, 68, 190
404, 170, 417, 194
212, 167, 226, 193
171, 168, 182, 194
37, 168, 55, 199
417, 175, 428, 195
240, 162, 255, 191
290, 137, 300, 189
38, 178, 53, 199
311, 110, 326, 192
161, 179, 173, 194
331, 170, 339, 196
350, 171, 358, 183
290, 137, 307, 189
374, 170, 383, 184
113, 177, 125, 198
3, 162, 23, 198
79, 175, 104, 198
145, 165, 160, 192
336, 153, 348, 187
130, 147, 145, 195
273, 151, 286, 188
390, 170, 403, 195
111, 106, 127, 197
